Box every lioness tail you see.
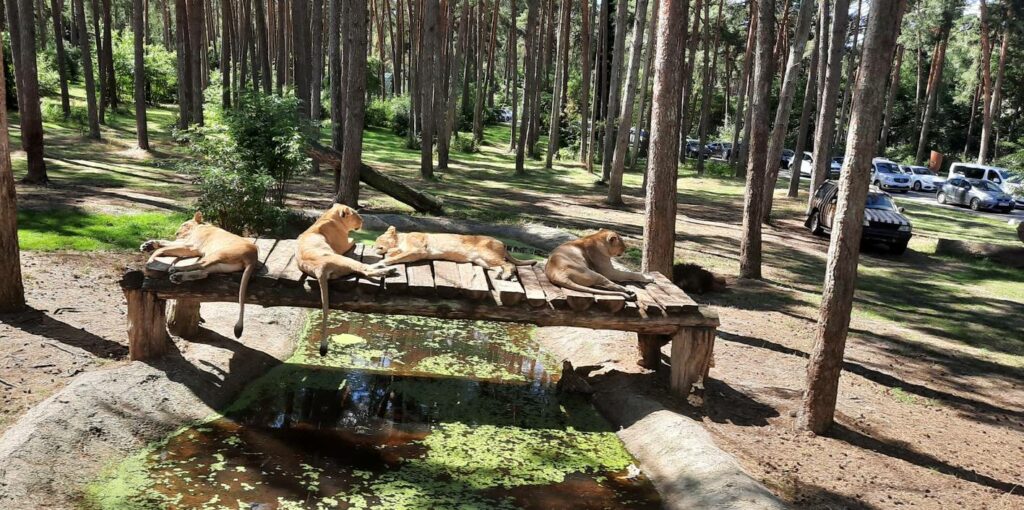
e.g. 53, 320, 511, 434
234, 263, 255, 338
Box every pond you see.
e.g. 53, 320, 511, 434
86, 312, 661, 509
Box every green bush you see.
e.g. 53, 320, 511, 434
111, 32, 178, 104
37, 58, 62, 96
365, 98, 390, 129
452, 133, 478, 154
389, 96, 411, 136
42, 102, 89, 134
224, 93, 309, 204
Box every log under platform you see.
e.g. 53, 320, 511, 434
120, 239, 720, 396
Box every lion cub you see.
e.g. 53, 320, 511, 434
297, 204, 395, 356
544, 229, 651, 298
373, 226, 536, 280
141, 212, 258, 338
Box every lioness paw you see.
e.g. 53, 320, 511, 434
140, 240, 158, 252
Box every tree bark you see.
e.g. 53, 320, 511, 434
0, 31, 24, 312
508, 0, 519, 151
51, 0, 71, 117
694, 0, 716, 176
76, 0, 101, 137
436, 0, 458, 170
977, 0, 993, 164
914, 26, 948, 164
760, 0, 815, 223
606, 0, 649, 204
600, 0, 629, 182
514, 0, 539, 175
187, 0, 205, 125
833, 0, 861, 149
101, 0, 116, 108
641, 0, 687, 278
420, 0, 440, 178
544, 0, 571, 169
877, 44, 903, 155
737, 0, 775, 279
788, 28, 819, 199
808, 0, 849, 212
253, 0, 271, 93
633, 0, 659, 178
988, 26, 1009, 157
578, 0, 592, 165
677, 0, 702, 164
310, 0, 324, 121
133, 0, 150, 150
7, 0, 48, 182
728, 0, 755, 170
800, 0, 906, 435
335, 0, 367, 207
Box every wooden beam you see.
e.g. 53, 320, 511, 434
670, 327, 716, 396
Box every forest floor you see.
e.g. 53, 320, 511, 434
2, 100, 1022, 509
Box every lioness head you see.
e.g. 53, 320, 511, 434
599, 229, 627, 257
175, 211, 204, 239
329, 204, 363, 232
373, 226, 399, 255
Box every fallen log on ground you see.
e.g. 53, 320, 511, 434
307, 141, 444, 215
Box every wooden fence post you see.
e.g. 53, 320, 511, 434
120, 270, 172, 361
167, 299, 202, 338
670, 327, 716, 396
637, 333, 669, 369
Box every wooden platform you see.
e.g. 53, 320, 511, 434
121, 239, 719, 395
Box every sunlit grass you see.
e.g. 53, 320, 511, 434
17, 209, 187, 251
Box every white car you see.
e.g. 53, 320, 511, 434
898, 164, 944, 192
948, 162, 1023, 205
798, 154, 842, 178
871, 158, 910, 193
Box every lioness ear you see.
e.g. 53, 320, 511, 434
193, 211, 204, 223
386, 226, 397, 234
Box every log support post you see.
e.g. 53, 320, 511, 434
120, 270, 173, 361
670, 327, 716, 396
167, 299, 202, 338
637, 333, 670, 369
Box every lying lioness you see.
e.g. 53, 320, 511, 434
544, 229, 651, 298
297, 204, 394, 356
373, 226, 536, 280
141, 212, 258, 338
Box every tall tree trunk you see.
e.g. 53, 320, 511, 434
877, 44, 903, 155
800, 0, 906, 435
976, 0, 993, 164
544, 0, 571, 169
187, 0, 205, 125
420, 0, 440, 178
962, 78, 980, 159
51, 0, 71, 117
588, 0, 608, 170
632, 0, 659, 178
336, 0, 367, 206
291, 0, 310, 115
515, 0, 539, 175
329, 0, 343, 150
77, 0, 101, 136
276, 0, 286, 94
729, 0, 754, 170
760, 0, 814, 223
737, 0, 775, 279
600, 0, 629, 182
0, 32, 24, 312
579, 0, 592, 165
253, 0, 271, 93
989, 27, 1009, 155
7, 0, 48, 182
677, 0, 702, 164
833, 0, 861, 149
310, 0, 324, 121
641, 0, 686, 277
913, 25, 948, 164
508, 0, 519, 151
606, 0, 649, 204
436, 0, 458, 170
808, 0, 849, 212
693, 0, 715, 176
788, 28, 819, 198
174, 0, 192, 127
133, 0, 149, 150
526, 0, 549, 156
101, 0, 116, 108
221, 0, 232, 107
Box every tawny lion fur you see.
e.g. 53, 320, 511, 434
373, 226, 536, 279
544, 229, 651, 298
140, 211, 258, 338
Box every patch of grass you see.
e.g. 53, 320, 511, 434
887, 387, 939, 407
17, 208, 187, 251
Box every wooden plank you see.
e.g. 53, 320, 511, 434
171, 257, 201, 271
625, 283, 663, 318
530, 266, 567, 309
144, 256, 177, 276
487, 269, 526, 306
385, 263, 408, 293
515, 265, 548, 307
649, 272, 699, 312
457, 263, 490, 300
433, 261, 462, 299
267, 239, 305, 284
331, 244, 362, 292
406, 262, 435, 296
594, 294, 627, 313
357, 243, 385, 295
561, 286, 595, 312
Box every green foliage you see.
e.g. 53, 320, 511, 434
364, 98, 390, 129
111, 32, 178, 104
42, 102, 89, 135
17, 209, 187, 251
452, 133, 478, 154
365, 95, 412, 136
222, 93, 309, 204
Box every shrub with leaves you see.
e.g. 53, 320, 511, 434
112, 32, 178, 104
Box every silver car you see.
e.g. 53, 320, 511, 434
937, 177, 1016, 213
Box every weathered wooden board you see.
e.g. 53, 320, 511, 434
594, 294, 627, 313
530, 266, 568, 309
407, 262, 435, 296
357, 243, 385, 295
560, 286, 595, 312
515, 266, 548, 307
625, 283, 662, 318
487, 269, 526, 306
270, 239, 305, 283
385, 263, 408, 293
457, 263, 490, 300
649, 272, 699, 311
433, 261, 462, 299
331, 244, 362, 292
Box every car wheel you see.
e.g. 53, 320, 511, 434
970, 198, 981, 211
809, 211, 823, 235
913, 182, 921, 191
874, 180, 881, 188
937, 192, 947, 204
891, 240, 909, 256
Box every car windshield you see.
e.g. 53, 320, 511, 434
994, 169, 1011, 180
973, 180, 1003, 192
875, 162, 897, 173
912, 167, 932, 175
866, 194, 896, 210
1007, 174, 1022, 184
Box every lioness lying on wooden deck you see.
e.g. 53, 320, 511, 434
297, 204, 395, 356
140, 211, 258, 338
545, 229, 651, 299
372, 226, 536, 280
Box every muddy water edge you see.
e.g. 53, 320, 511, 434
84, 312, 662, 509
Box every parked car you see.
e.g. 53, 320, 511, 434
496, 108, 513, 122
898, 164, 944, 192
806, 181, 913, 255
798, 154, 842, 179
780, 149, 796, 169
871, 158, 910, 193
685, 139, 709, 159
937, 177, 1016, 213
706, 142, 732, 159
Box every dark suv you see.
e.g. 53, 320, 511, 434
806, 181, 913, 255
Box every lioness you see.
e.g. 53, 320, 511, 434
297, 204, 395, 356
373, 226, 536, 280
140, 212, 258, 338
544, 229, 651, 298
